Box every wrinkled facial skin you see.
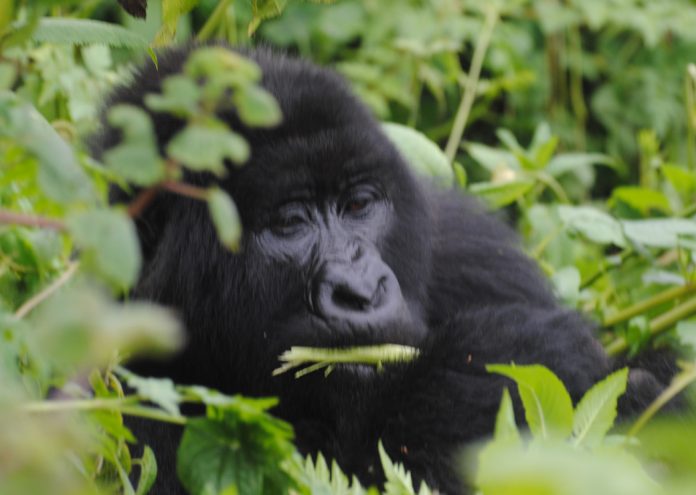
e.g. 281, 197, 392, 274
228, 127, 430, 356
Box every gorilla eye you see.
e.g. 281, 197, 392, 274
271, 204, 308, 235
342, 191, 376, 218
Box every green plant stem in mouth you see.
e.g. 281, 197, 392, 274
273, 344, 420, 378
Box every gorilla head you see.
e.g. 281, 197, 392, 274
96, 45, 668, 494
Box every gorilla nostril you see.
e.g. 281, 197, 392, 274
332, 284, 371, 311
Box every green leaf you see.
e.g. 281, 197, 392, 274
382, 123, 453, 187
33, 18, 151, 50
378, 441, 431, 495
207, 188, 242, 251
572, 368, 628, 448
487, 364, 574, 440
233, 84, 282, 128
558, 205, 626, 247
493, 388, 521, 445
168, 122, 249, 173
177, 406, 295, 495
66, 210, 141, 289
155, 0, 199, 45
621, 218, 696, 249
0, 92, 94, 203
249, 0, 289, 35
135, 446, 158, 495
119, 370, 182, 417
465, 142, 519, 173
144, 75, 201, 118
469, 179, 534, 208
610, 186, 671, 215
104, 105, 164, 185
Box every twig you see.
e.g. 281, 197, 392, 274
444, 5, 499, 162
127, 186, 160, 218
161, 181, 209, 201
14, 261, 80, 319
0, 209, 65, 230
603, 283, 696, 328
627, 363, 696, 437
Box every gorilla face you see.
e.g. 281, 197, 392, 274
231, 125, 430, 359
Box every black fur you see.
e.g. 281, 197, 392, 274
93, 45, 666, 494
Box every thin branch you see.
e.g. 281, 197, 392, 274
627, 363, 696, 437
0, 209, 66, 230
15, 261, 80, 319
603, 283, 696, 328
161, 180, 209, 201
605, 294, 696, 356
127, 186, 160, 218
444, 5, 499, 162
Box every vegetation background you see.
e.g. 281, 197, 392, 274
1, 0, 696, 494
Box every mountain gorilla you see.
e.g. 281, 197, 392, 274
93, 45, 666, 494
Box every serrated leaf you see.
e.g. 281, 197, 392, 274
33, 18, 150, 50
66, 210, 141, 289
177, 408, 295, 495
558, 205, 626, 247
382, 122, 453, 187
120, 371, 182, 417
207, 188, 242, 251
155, 0, 199, 45
494, 388, 521, 445
168, 123, 249, 173
488, 364, 574, 440
469, 179, 534, 208
572, 368, 628, 448
145, 75, 201, 118
135, 446, 158, 495
233, 84, 282, 128
0, 92, 94, 203
249, 0, 289, 35
621, 218, 696, 248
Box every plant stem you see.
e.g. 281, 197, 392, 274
603, 283, 696, 328
197, 0, 230, 42
627, 363, 696, 437
161, 181, 209, 201
580, 250, 634, 290
444, 5, 498, 162
127, 186, 160, 218
605, 293, 696, 356
15, 261, 79, 319
0, 209, 65, 230
21, 397, 187, 425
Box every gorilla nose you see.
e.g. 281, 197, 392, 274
311, 262, 399, 323
331, 277, 385, 312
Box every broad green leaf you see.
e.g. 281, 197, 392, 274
185, 47, 261, 81
104, 105, 164, 185
0, 63, 16, 90
33, 18, 151, 51
249, 0, 289, 35
676, 320, 696, 357
177, 406, 295, 495
382, 123, 453, 187
233, 84, 282, 128
532, 135, 559, 169
155, 0, 200, 45
488, 364, 574, 440
493, 388, 521, 445
144, 75, 201, 118
469, 179, 534, 208
558, 205, 626, 247
119, 370, 182, 416
66, 210, 141, 289
168, 122, 249, 173
465, 142, 518, 173
546, 153, 614, 177
135, 446, 158, 495
551, 266, 581, 306
0, 92, 94, 203
621, 218, 696, 249
610, 186, 671, 215
207, 188, 242, 251
572, 368, 628, 448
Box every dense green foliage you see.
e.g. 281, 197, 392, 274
1, 0, 696, 494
